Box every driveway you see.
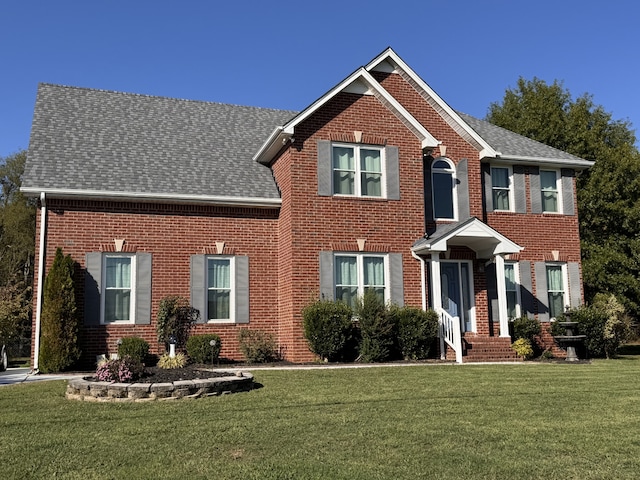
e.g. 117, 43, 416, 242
0, 368, 83, 386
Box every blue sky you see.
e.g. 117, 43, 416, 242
1, 0, 638, 158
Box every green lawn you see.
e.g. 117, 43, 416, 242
2, 358, 640, 479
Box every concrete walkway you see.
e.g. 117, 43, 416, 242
0, 367, 84, 386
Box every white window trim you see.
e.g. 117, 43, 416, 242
101, 253, 136, 325
431, 157, 458, 221
206, 256, 236, 324
504, 261, 521, 319
332, 143, 386, 198
334, 253, 390, 304
491, 165, 514, 212
546, 262, 569, 320
540, 169, 563, 214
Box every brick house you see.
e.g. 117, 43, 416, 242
23, 48, 593, 367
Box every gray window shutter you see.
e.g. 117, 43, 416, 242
190, 255, 206, 323
485, 262, 499, 324
482, 164, 493, 213
513, 166, 526, 214
518, 261, 535, 318
385, 145, 400, 200
530, 167, 542, 214
235, 256, 250, 324
456, 159, 470, 219
389, 253, 404, 306
534, 262, 549, 322
568, 262, 582, 308
424, 158, 434, 223
317, 140, 332, 196
135, 253, 152, 325
84, 252, 102, 325
319, 251, 334, 300
561, 169, 575, 216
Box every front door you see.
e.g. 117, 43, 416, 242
440, 261, 474, 332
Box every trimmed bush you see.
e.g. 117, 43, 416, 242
355, 289, 397, 362
302, 300, 353, 361
511, 338, 534, 359
117, 337, 150, 364
39, 248, 80, 373
156, 295, 199, 351
394, 306, 439, 360
511, 316, 542, 346
238, 329, 278, 363
186, 334, 222, 364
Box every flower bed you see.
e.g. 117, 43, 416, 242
66, 370, 254, 402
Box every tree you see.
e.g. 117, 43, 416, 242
39, 248, 80, 372
0, 150, 35, 353
487, 78, 640, 318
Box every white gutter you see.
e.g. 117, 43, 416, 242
32, 192, 47, 373
488, 154, 594, 170
20, 188, 282, 208
411, 250, 427, 311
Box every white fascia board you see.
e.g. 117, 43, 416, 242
254, 66, 440, 164
489, 155, 595, 170
367, 49, 499, 158
20, 187, 282, 208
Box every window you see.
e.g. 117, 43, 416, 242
207, 257, 235, 322
103, 255, 135, 323
546, 264, 567, 319
332, 144, 384, 197
504, 262, 521, 319
334, 254, 387, 308
491, 166, 512, 211
540, 170, 561, 213
432, 158, 456, 220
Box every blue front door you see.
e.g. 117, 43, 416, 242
440, 261, 474, 332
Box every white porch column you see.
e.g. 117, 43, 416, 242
494, 254, 510, 338
430, 252, 442, 312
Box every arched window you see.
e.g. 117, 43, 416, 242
431, 158, 456, 220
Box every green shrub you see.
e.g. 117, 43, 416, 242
39, 248, 81, 373
156, 295, 199, 351
355, 289, 397, 362
157, 352, 188, 369
117, 337, 150, 364
394, 306, 439, 360
238, 329, 278, 363
302, 300, 353, 361
511, 338, 534, 359
186, 334, 222, 364
511, 316, 541, 345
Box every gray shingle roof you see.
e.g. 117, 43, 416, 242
457, 112, 592, 167
24, 84, 297, 202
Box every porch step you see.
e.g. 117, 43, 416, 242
462, 337, 518, 362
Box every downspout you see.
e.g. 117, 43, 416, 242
32, 192, 47, 373
411, 250, 427, 311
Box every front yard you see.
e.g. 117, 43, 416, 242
2, 356, 640, 479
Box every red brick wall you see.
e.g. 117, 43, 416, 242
31, 200, 281, 366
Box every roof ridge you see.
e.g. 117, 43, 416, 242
37, 82, 298, 114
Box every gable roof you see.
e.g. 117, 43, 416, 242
253, 67, 440, 164
23, 84, 296, 206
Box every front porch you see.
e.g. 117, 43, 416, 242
413, 217, 524, 363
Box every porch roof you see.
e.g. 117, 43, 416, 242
412, 217, 523, 258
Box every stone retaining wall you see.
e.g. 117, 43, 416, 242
66, 371, 254, 402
